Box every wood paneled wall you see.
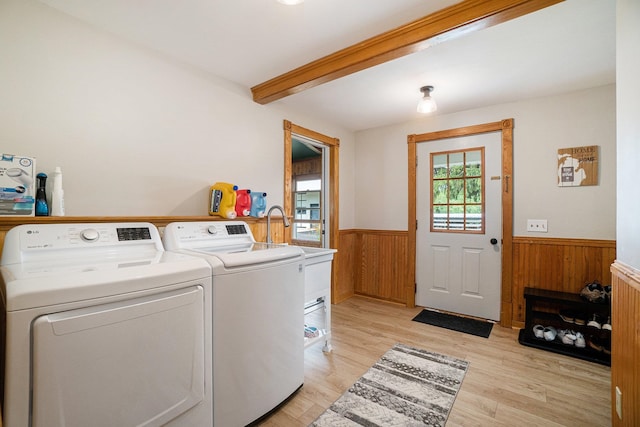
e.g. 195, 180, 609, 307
334, 229, 408, 305
334, 230, 616, 326
610, 261, 640, 426
334, 230, 357, 304
292, 157, 321, 177
512, 237, 616, 326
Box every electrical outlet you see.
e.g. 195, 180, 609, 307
616, 386, 622, 419
527, 219, 548, 233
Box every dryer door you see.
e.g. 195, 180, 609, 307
31, 286, 205, 427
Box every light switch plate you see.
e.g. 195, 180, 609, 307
527, 219, 548, 233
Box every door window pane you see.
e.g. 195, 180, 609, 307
430, 148, 485, 233
293, 178, 322, 243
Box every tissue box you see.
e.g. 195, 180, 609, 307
0, 154, 36, 216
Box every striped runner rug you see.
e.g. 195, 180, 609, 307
311, 343, 469, 426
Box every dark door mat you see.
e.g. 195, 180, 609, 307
412, 309, 493, 338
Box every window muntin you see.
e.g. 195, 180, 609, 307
430, 148, 485, 233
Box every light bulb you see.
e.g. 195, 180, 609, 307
417, 86, 437, 113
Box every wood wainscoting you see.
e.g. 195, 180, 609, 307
335, 229, 408, 305
335, 231, 616, 327
512, 237, 616, 327
610, 260, 640, 425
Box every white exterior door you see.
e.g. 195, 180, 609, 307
416, 132, 502, 320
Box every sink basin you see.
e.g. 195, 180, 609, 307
295, 246, 337, 263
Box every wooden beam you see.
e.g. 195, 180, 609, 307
251, 0, 563, 104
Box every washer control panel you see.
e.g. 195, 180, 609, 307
162, 221, 254, 250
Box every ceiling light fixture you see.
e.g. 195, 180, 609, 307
277, 0, 304, 5
417, 85, 437, 114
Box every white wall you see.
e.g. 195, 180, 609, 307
354, 85, 617, 240
0, 0, 357, 229
617, 0, 640, 266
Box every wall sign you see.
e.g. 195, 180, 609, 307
557, 145, 599, 187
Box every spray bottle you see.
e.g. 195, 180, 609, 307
50, 166, 65, 216
35, 173, 49, 216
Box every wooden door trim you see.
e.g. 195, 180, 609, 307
284, 120, 340, 303
408, 119, 514, 327
251, 0, 562, 104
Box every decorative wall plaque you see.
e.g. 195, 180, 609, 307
557, 145, 599, 187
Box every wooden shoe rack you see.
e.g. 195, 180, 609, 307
518, 287, 611, 366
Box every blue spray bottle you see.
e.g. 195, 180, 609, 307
35, 173, 49, 216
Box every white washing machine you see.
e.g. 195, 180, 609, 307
0, 222, 212, 427
162, 221, 304, 427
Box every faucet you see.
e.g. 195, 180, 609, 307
266, 205, 290, 244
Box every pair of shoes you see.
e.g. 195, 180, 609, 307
587, 314, 612, 330
559, 309, 587, 325
588, 336, 603, 352
532, 324, 557, 341
587, 314, 603, 329
587, 330, 611, 353
557, 330, 585, 347
580, 281, 610, 304
558, 309, 575, 323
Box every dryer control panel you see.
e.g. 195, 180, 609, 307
1, 223, 164, 265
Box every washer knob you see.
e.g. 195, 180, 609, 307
207, 226, 217, 235
80, 228, 100, 242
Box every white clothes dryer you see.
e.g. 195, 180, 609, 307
162, 221, 304, 427
0, 222, 212, 427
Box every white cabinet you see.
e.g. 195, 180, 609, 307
300, 247, 336, 352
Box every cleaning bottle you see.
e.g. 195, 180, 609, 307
235, 189, 252, 217
35, 173, 49, 216
250, 192, 267, 218
50, 166, 65, 216
209, 182, 237, 219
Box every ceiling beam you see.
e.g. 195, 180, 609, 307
251, 0, 563, 104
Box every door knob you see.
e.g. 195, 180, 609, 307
490, 238, 498, 245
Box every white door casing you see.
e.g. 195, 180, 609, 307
416, 132, 502, 320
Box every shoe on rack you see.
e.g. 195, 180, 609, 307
602, 316, 612, 331
533, 324, 545, 339
559, 309, 576, 323
587, 314, 602, 329
603, 285, 612, 303
543, 326, 557, 341
587, 335, 603, 352
580, 281, 606, 304
574, 332, 586, 348
558, 329, 576, 345
574, 313, 587, 326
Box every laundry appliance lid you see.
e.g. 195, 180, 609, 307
189, 243, 303, 268
0, 251, 211, 312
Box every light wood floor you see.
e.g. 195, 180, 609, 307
259, 296, 611, 427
